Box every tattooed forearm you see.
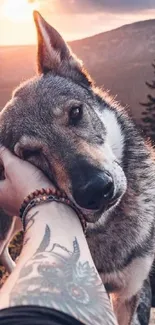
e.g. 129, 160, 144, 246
9, 222, 116, 325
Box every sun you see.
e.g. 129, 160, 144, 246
2, 0, 39, 22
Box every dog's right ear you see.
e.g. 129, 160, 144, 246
33, 11, 92, 86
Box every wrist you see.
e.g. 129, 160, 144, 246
20, 188, 86, 234
22, 201, 89, 262
24, 201, 83, 235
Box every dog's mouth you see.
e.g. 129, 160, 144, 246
69, 192, 121, 223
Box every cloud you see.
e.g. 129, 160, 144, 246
38, 0, 155, 14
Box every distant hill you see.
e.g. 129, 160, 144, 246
0, 19, 155, 122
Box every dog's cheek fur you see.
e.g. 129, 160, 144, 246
51, 156, 71, 195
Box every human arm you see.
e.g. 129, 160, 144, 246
0, 147, 117, 325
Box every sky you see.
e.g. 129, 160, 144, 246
0, 0, 155, 46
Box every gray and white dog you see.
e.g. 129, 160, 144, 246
0, 12, 154, 325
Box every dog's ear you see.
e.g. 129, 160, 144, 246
33, 11, 92, 86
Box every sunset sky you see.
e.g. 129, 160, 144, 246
0, 0, 155, 46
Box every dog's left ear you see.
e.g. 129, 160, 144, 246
33, 11, 92, 86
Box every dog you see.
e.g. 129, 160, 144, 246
0, 11, 154, 325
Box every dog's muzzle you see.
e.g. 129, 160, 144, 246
70, 153, 127, 215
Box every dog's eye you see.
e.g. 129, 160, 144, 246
69, 105, 83, 126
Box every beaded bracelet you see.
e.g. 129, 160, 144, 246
19, 188, 87, 234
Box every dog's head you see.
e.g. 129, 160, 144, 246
0, 12, 127, 222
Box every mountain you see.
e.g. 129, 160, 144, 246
0, 19, 155, 122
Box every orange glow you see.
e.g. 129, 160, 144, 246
0, 1, 155, 46
1, 0, 38, 22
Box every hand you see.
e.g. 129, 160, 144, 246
0, 146, 54, 216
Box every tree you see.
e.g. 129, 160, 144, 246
141, 61, 155, 142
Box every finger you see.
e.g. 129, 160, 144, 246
0, 178, 7, 206
0, 146, 18, 180
0, 146, 14, 163
0, 146, 16, 171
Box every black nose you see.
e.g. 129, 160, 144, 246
73, 172, 114, 210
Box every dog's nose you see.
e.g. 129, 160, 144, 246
73, 172, 114, 210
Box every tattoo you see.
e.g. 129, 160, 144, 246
9, 224, 116, 324
23, 237, 30, 246
24, 211, 38, 229
23, 211, 38, 246
36, 225, 51, 254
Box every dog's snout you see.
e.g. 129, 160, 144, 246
73, 172, 114, 211
101, 173, 114, 200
